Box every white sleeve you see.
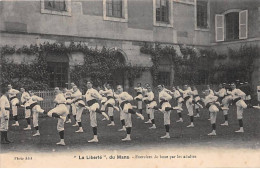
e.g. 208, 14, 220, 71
1, 100, 6, 117
178, 89, 184, 93
12, 89, 20, 94
124, 92, 133, 101
237, 89, 246, 97
36, 96, 43, 102
163, 91, 172, 101
93, 90, 102, 100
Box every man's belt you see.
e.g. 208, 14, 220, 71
107, 96, 113, 100
148, 99, 156, 104
74, 98, 83, 104
87, 99, 98, 106
205, 102, 213, 109
184, 96, 191, 101
193, 95, 199, 98
219, 94, 228, 102
120, 100, 130, 109
10, 96, 17, 101
233, 97, 242, 104
5, 108, 10, 111
176, 96, 182, 101
136, 92, 142, 96
57, 103, 66, 105
27, 102, 38, 109
159, 99, 168, 106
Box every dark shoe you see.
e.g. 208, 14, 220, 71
4, 132, 12, 143
1, 138, 9, 144
1, 132, 9, 144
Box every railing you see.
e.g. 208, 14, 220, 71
34, 90, 55, 111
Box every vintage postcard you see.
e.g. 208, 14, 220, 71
0, 0, 260, 168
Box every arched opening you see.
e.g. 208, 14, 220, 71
157, 55, 174, 87
46, 52, 69, 88
109, 51, 127, 88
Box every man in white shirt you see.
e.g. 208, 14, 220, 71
20, 88, 32, 130
98, 85, 110, 121
214, 83, 232, 126
202, 90, 220, 136
26, 90, 44, 136
142, 85, 157, 129
164, 86, 184, 123
142, 83, 151, 121
100, 83, 118, 126
178, 85, 195, 128
84, 81, 103, 143
71, 85, 85, 132
8, 84, 20, 126
227, 83, 247, 133
69, 82, 77, 124
63, 88, 72, 124
0, 87, 12, 144
191, 86, 203, 118
134, 83, 143, 118
114, 85, 144, 141
158, 84, 173, 139
47, 87, 69, 146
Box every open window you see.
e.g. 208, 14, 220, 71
215, 10, 248, 42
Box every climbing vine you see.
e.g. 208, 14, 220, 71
0, 42, 145, 90
140, 43, 259, 86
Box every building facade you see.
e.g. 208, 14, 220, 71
0, 0, 259, 92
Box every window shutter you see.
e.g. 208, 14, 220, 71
215, 14, 224, 42
239, 10, 248, 39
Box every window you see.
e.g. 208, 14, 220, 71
156, 0, 169, 23
103, 0, 128, 22
196, 0, 208, 29
153, 0, 173, 27
44, 0, 67, 12
47, 62, 68, 88
158, 72, 170, 86
41, 0, 71, 16
225, 12, 239, 40
215, 10, 248, 42
106, 0, 122, 18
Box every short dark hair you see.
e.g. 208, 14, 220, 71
87, 80, 93, 84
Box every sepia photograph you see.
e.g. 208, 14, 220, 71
0, 0, 259, 168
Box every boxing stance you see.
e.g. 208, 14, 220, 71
115, 85, 144, 141
20, 88, 32, 130
8, 85, 20, 126
142, 85, 157, 129
202, 90, 220, 136
227, 83, 247, 133
47, 87, 69, 146
26, 91, 44, 136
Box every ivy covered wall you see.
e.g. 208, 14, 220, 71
140, 43, 259, 90
0, 42, 145, 91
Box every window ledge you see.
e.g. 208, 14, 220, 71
41, 8, 72, 16
154, 22, 173, 28
212, 37, 260, 45
195, 28, 210, 32
40, 0, 72, 17
103, 16, 128, 23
